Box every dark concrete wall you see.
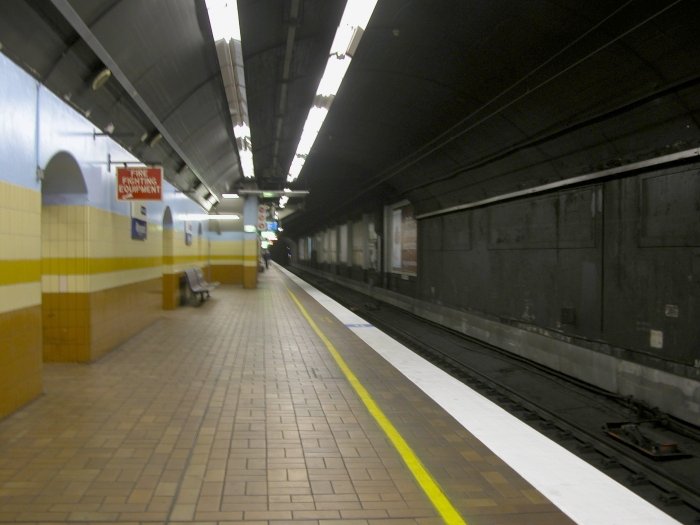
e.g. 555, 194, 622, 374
418, 163, 700, 369
294, 162, 700, 375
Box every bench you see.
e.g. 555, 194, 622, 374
194, 267, 220, 290
184, 268, 219, 304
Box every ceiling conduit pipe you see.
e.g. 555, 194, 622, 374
271, 0, 300, 178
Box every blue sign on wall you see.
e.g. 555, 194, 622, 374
131, 218, 147, 240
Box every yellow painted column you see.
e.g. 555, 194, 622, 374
242, 236, 259, 289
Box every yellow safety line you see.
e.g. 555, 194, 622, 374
287, 288, 467, 525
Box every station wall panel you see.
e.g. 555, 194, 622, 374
0, 180, 42, 418
41, 204, 165, 362
209, 239, 245, 284
604, 166, 700, 365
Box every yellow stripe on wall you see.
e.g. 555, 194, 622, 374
6, 255, 215, 281
0, 260, 41, 285
42, 256, 162, 275
162, 255, 204, 266
209, 254, 258, 261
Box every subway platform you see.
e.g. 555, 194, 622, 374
0, 266, 679, 524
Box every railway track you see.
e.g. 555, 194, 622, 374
292, 268, 700, 524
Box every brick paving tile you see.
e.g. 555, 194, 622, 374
0, 269, 574, 524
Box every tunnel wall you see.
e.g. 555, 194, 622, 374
300, 162, 700, 372
292, 263, 700, 426
418, 163, 700, 370
294, 160, 700, 423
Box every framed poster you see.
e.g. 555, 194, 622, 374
130, 202, 147, 240
390, 203, 417, 275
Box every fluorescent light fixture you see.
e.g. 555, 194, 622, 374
235, 124, 255, 179
338, 1, 376, 34
208, 214, 239, 220
297, 106, 327, 156
330, 22, 355, 57
206, 0, 256, 180
235, 122, 250, 137
286, 0, 378, 182
287, 155, 305, 182
278, 189, 292, 207
222, 193, 240, 198
205, 0, 241, 40
237, 189, 309, 196
317, 56, 351, 97
178, 213, 239, 221
239, 148, 254, 179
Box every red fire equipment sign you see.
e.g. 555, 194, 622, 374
116, 167, 162, 201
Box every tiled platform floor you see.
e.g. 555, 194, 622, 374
0, 267, 572, 524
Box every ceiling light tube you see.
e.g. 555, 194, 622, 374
316, 56, 351, 97
330, 23, 355, 57
181, 213, 240, 221
205, 0, 241, 40
206, 0, 255, 180
208, 214, 240, 220
296, 106, 327, 155
237, 189, 309, 197
286, 0, 377, 182
239, 148, 255, 179
338, 0, 377, 32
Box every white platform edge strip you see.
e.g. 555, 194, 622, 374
278, 266, 680, 525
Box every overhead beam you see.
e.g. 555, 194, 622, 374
271, 0, 300, 177
416, 148, 700, 220
238, 189, 309, 197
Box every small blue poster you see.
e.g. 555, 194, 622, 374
130, 203, 148, 240
131, 217, 147, 240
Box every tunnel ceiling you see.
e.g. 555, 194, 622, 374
0, 0, 243, 213
282, 0, 700, 235
1, 1, 699, 232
